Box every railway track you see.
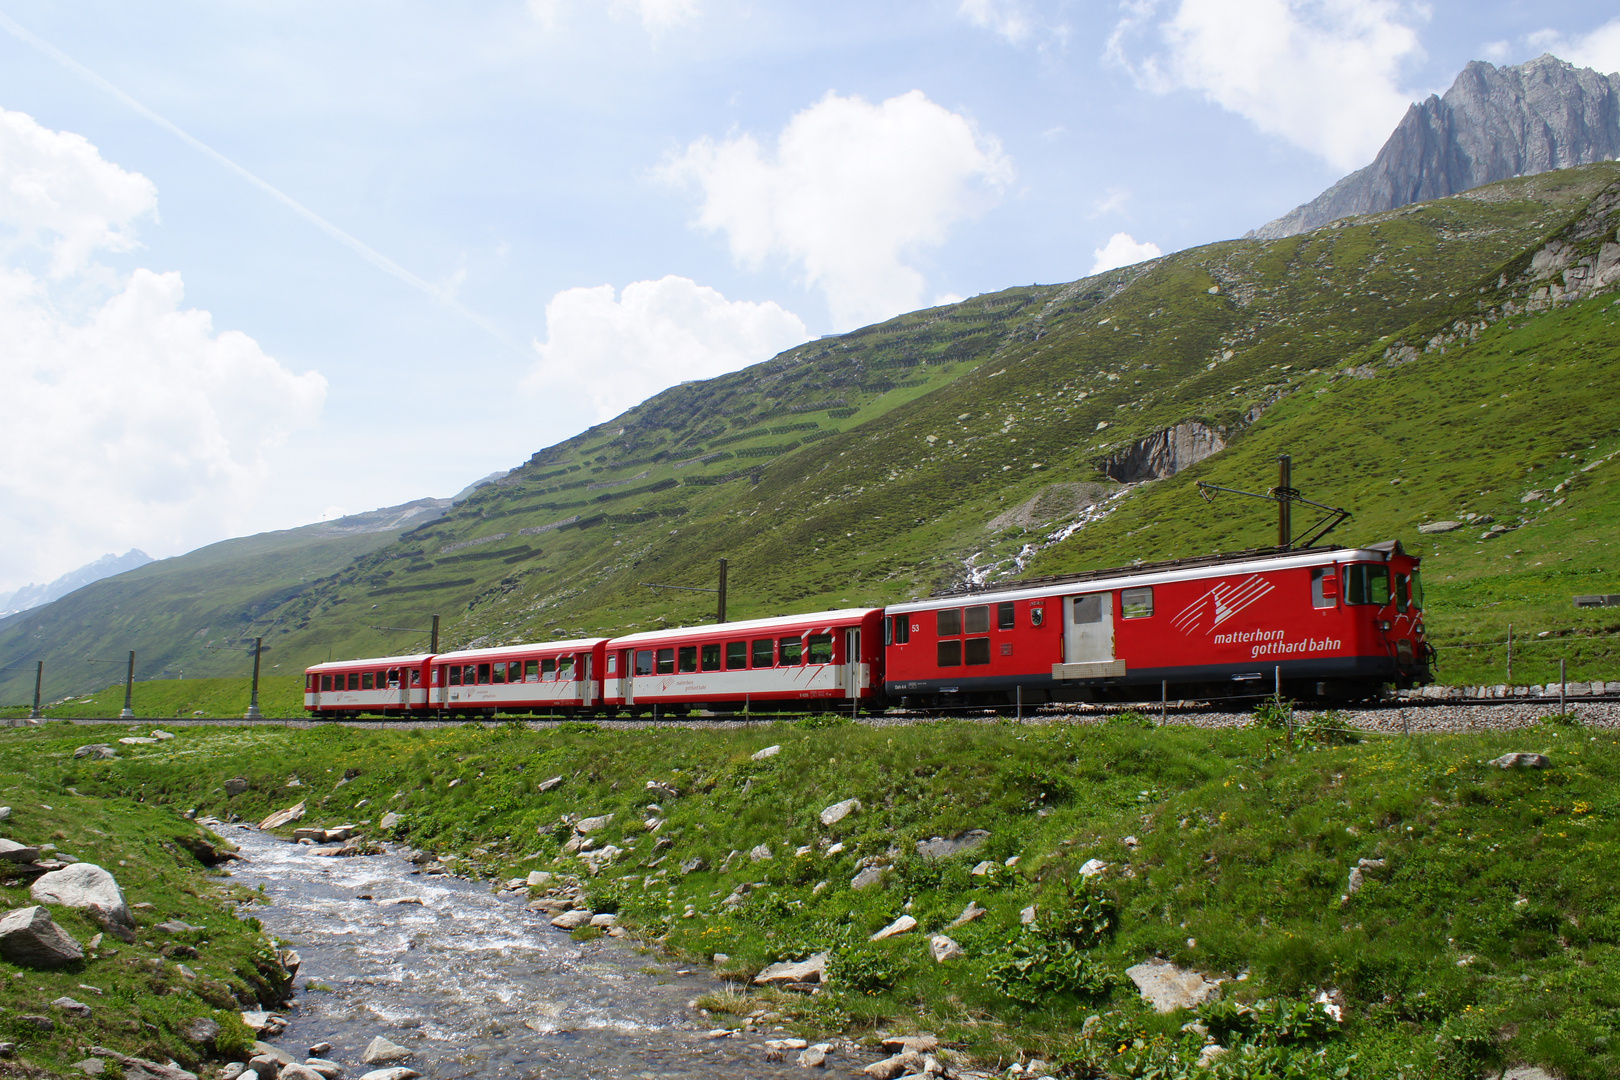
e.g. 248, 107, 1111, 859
39, 693, 1620, 733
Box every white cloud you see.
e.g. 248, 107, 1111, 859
661, 90, 1013, 330
0, 107, 157, 277
1535, 19, 1620, 75
528, 275, 807, 421
0, 107, 324, 590
527, 0, 698, 33
616, 0, 699, 32
960, 0, 1034, 44
1110, 0, 1428, 171
1091, 232, 1162, 274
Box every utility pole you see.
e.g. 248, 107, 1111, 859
244, 637, 264, 719
29, 661, 42, 720
716, 559, 728, 624
1277, 454, 1292, 551
430, 614, 440, 654
120, 651, 135, 719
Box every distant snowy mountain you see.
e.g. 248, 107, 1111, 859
0, 550, 154, 617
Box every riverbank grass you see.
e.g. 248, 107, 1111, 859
16, 713, 1619, 1079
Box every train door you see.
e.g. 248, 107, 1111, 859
582, 654, 595, 707
616, 649, 634, 705
395, 669, 408, 711
843, 628, 862, 699
1057, 592, 1124, 679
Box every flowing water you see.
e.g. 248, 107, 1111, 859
219, 826, 846, 1079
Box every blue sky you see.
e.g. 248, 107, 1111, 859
0, 0, 1616, 590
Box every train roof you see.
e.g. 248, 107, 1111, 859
307, 653, 432, 671
609, 608, 880, 647
434, 638, 609, 662
894, 543, 1410, 613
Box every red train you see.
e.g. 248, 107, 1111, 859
304, 541, 1431, 717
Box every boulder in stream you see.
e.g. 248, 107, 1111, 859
361, 1036, 414, 1065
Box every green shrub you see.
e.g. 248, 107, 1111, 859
1252, 698, 1297, 730
829, 944, 906, 996
985, 934, 1118, 1006
1200, 996, 1342, 1047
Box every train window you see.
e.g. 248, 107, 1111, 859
997, 602, 1015, 630
388, 669, 400, 687
607, 654, 618, 675
447, 666, 460, 686
348, 673, 361, 690
726, 642, 747, 670
381, 669, 393, 686
477, 663, 491, 684
321, 674, 333, 692
1031, 606, 1045, 627
1311, 569, 1339, 609
542, 658, 557, 680
525, 659, 538, 681
937, 639, 962, 666
1394, 574, 1410, 613
1410, 571, 1424, 610
558, 655, 574, 679
699, 643, 720, 671
362, 672, 374, 690
807, 634, 834, 664
886, 615, 911, 645
410, 669, 422, 687
656, 648, 675, 675
778, 637, 802, 665
965, 605, 990, 634
1345, 564, 1390, 606
635, 650, 654, 676
937, 608, 962, 636
965, 638, 991, 665
751, 639, 774, 667
678, 646, 698, 673
1121, 587, 1154, 619
1071, 594, 1105, 623
491, 663, 505, 684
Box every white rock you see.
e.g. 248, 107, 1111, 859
360, 1036, 413, 1065
929, 935, 964, 962
751, 745, 782, 761
550, 909, 594, 930
1078, 859, 1109, 878
0, 906, 83, 967
754, 952, 828, 985
119, 736, 156, 745
819, 798, 861, 826
278, 1065, 327, 1080
358, 1070, 421, 1080
1125, 959, 1222, 1013
1489, 753, 1551, 769
301, 1060, 342, 1079
588, 913, 617, 927
946, 901, 987, 929
1020, 904, 1037, 925
969, 861, 994, 876
765, 1038, 809, 1050
537, 775, 564, 792
797, 1046, 828, 1067
30, 863, 134, 934
850, 866, 887, 890
869, 915, 916, 941
748, 844, 773, 862
259, 802, 307, 830
576, 814, 615, 833
526, 871, 553, 887
0, 838, 40, 863
151, 729, 175, 740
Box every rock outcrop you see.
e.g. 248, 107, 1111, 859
1254, 55, 1620, 239
1099, 421, 1226, 483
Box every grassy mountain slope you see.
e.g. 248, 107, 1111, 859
0, 502, 445, 704
263, 165, 1620, 683
11, 165, 1620, 693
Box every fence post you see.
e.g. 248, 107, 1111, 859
1560, 658, 1567, 714
1161, 679, 1167, 723
1016, 684, 1022, 721
1506, 624, 1513, 685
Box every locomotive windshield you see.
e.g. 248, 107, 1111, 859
1344, 564, 1390, 606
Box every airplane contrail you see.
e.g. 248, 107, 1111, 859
0, 12, 521, 353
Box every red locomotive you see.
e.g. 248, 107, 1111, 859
303, 541, 1430, 718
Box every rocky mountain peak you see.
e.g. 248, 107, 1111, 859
1253, 54, 1620, 239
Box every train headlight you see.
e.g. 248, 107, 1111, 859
1378, 620, 1392, 631
1414, 622, 1425, 637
